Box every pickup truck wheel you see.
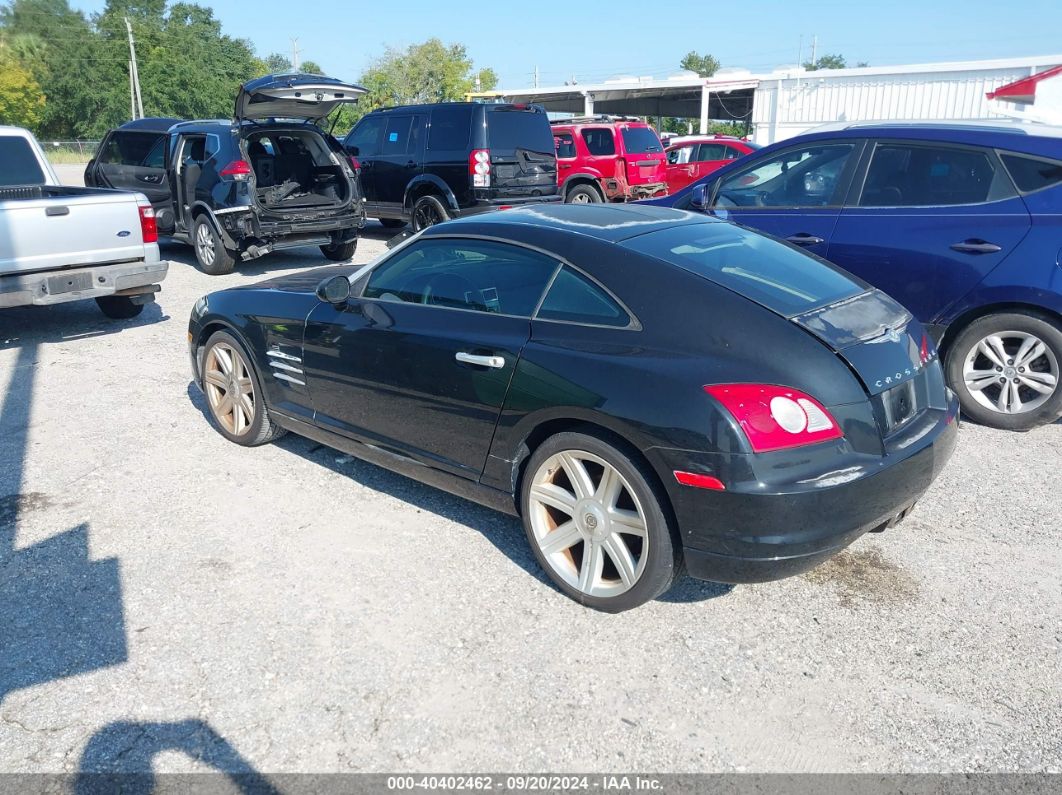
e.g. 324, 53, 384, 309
194, 217, 236, 276
945, 311, 1062, 430
320, 239, 358, 261
201, 331, 285, 446
411, 195, 449, 232
95, 295, 144, 319
566, 184, 602, 204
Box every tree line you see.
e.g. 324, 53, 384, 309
0, 0, 497, 138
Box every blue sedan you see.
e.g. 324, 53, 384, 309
645, 122, 1062, 430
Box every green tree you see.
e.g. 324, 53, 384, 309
263, 51, 291, 72
0, 46, 45, 129
300, 59, 323, 75
680, 50, 720, 78
804, 53, 847, 71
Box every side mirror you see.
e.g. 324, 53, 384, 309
316, 275, 351, 305
690, 183, 709, 211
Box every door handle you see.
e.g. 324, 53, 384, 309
950, 239, 1002, 254
455, 352, 505, 369
404, 161, 417, 169
45, 206, 70, 216
786, 233, 825, 246
140, 174, 161, 183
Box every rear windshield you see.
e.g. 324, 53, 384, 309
0, 136, 47, 186
620, 127, 663, 154
622, 222, 864, 316
486, 108, 554, 154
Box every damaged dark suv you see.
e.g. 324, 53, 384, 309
86, 74, 367, 274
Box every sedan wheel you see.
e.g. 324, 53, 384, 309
946, 312, 1062, 430
521, 432, 681, 611
200, 331, 285, 446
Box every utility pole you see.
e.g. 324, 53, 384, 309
129, 61, 135, 120
291, 37, 300, 71
124, 17, 144, 119
533, 65, 539, 89
810, 34, 818, 69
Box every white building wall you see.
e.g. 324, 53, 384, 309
750, 60, 1054, 145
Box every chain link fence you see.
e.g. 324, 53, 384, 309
40, 140, 101, 165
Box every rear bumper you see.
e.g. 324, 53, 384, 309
0, 260, 170, 308
654, 398, 959, 584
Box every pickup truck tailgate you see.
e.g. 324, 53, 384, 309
0, 186, 148, 275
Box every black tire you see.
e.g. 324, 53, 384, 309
95, 295, 144, 319
565, 184, 603, 204
519, 430, 682, 612
945, 311, 1062, 431
193, 216, 236, 276
200, 330, 286, 447
410, 194, 449, 232
320, 238, 358, 261
379, 218, 406, 229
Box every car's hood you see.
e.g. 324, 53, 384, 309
230, 263, 363, 294
235, 73, 366, 123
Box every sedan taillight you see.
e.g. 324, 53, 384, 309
704, 384, 842, 453
138, 203, 158, 244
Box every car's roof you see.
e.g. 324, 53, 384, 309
665, 136, 745, 147
368, 102, 536, 114
428, 203, 712, 243
782, 121, 1062, 158
117, 117, 183, 133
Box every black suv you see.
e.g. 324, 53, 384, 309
86, 74, 366, 275
342, 102, 560, 231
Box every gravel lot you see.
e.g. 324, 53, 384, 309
1, 165, 1059, 777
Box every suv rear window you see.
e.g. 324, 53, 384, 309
622, 222, 863, 317
620, 127, 662, 154
0, 136, 46, 186
1001, 153, 1062, 193
486, 108, 554, 154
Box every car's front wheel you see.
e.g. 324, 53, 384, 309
320, 238, 357, 261
946, 311, 1062, 430
200, 330, 285, 446
520, 431, 682, 612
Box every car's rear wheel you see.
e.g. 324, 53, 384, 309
201, 331, 285, 446
379, 218, 406, 229
566, 184, 602, 204
193, 217, 236, 275
95, 295, 144, 319
411, 195, 449, 232
320, 238, 357, 261
946, 311, 1062, 430
520, 431, 681, 612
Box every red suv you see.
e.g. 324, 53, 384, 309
551, 117, 667, 203
664, 135, 759, 193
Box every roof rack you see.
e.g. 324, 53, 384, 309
551, 115, 644, 125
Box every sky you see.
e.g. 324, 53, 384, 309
65, 0, 1062, 88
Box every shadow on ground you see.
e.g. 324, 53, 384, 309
76, 720, 279, 795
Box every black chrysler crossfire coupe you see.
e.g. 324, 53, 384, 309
188, 204, 958, 611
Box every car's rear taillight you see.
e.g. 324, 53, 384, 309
349, 155, 361, 172
138, 203, 157, 244
470, 149, 490, 188
220, 160, 253, 180
704, 384, 843, 453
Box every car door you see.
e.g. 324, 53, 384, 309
91, 130, 171, 209
343, 114, 386, 208
580, 127, 617, 182
371, 113, 424, 209
555, 130, 577, 185
691, 142, 730, 182
707, 139, 864, 259
827, 140, 1031, 322
301, 236, 560, 479
665, 143, 697, 192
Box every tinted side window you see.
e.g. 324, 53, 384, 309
716, 143, 856, 208
555, 132, 576, 159
0, 136, 47, 185
1001, 153, 1062, 193
582, 128, 616, 156
381, 115, 413, 156
97, 132, 166, 167
428, 106, 473, 150
537, 267, 630, 327
859, 144, 1007, 207
346, 115, 385, 157
696, 143, 728, 161
363, 238, 558, 317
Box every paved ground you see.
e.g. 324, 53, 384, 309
0, 166, 1059, 777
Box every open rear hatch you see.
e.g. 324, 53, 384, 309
484, 106, 558, 197
235, 73, 366, 123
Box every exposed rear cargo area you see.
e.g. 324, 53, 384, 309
244, 129, 352, 211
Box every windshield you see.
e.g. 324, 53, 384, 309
622, 222, 864, 316
621, 127, 663, 154
0, 136, 47, 186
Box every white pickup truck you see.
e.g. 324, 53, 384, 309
0, 125, 169, 318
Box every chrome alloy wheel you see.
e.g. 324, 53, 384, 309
962, 330, 1059, 415
203, 342, 256, 435
195, 222, 217, 269
569, 192, 593, 204
527, 450, 648, 598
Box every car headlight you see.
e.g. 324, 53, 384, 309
192, 295, 209, 319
